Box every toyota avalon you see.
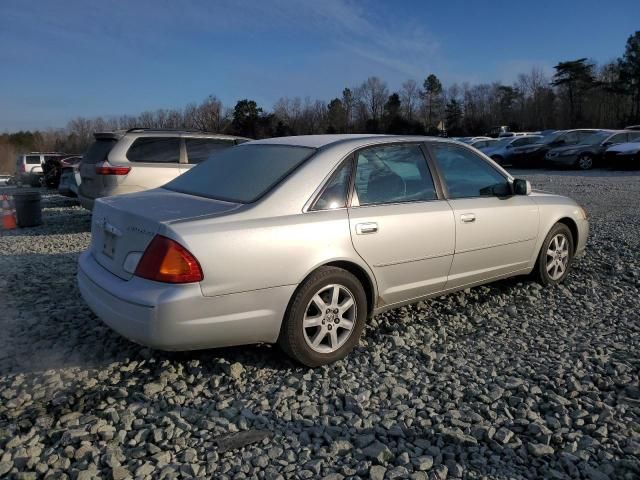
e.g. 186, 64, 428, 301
78, 135, 588, 366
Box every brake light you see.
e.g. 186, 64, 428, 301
134, 235, 203, 283
95, 161, 131, 175
19, 164, 25, 173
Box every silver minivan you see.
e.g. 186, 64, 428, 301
78, 128, 249, 210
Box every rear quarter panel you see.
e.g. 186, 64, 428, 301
168, 209, 374, 298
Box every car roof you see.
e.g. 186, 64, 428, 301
248, 134, 452, 149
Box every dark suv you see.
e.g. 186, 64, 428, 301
545, 130, 640, 170
509, 130, 609, 168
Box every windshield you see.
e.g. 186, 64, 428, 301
542, 131, 565, 144
584, 131, 613, 145
165, 144, 315, 203
492, 138, 514, 148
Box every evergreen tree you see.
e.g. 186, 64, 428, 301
552, 58, 595, 127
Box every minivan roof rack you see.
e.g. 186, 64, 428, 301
24, 152, 66, 155
125, 127, 211, 134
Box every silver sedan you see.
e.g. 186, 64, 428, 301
78, 135, 589, 366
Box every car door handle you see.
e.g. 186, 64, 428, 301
460, 213, 476, 223
356, 222, 378, 234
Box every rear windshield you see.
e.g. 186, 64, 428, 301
165, 144, 315, 203
84, 138, 118, 164
25, 155, 41, 164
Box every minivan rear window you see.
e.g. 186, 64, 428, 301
25, 155, 41, 164
84, 138, 118, 164
185, 138, 234, 164
127, 137, 180, 163
165, 144, 315, 203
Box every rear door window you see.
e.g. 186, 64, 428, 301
127, 137, 180, 163
607, 133, 628, 145
185, 138, 234, 164
354, 144, 437, 205
25, 155, 41, 164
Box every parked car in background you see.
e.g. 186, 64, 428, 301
43, 154, 81, 189
480, 135, 543, 166
78, 134, 588, 366
508, 129, 606, 168
78, 128, 250, 210
461, 136, 492, 143
604, 141, 640, 169
468, 138, 500, 150
545, 130, 639, 169
15, 152, 68, 187
0, 174, 10, 186
58, 156, 83, 197
487, 125, 510, 137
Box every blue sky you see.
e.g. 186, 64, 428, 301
1, 0, 638, 131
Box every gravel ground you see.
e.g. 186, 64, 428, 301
0, 170, 639, 480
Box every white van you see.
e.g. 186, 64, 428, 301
16, 152, 67, 186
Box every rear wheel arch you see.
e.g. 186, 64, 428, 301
324, 260, 376, 317
291, 260, 376, 319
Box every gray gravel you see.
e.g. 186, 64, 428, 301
0, 170, 639, 479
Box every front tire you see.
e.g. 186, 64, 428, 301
576, 153, 594, 170
534, 223, 574, 286
278, 267, 367, 367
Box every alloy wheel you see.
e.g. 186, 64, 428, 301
302, 284, 357, 353
578, 154, 593, 170
546, 234, 570, 281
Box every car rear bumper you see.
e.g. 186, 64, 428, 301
77, 250, 294, 350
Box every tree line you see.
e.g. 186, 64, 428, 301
1, 31, 638, 171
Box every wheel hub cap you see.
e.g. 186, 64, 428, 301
546, 234, 569, 281
303, 284, 357, 354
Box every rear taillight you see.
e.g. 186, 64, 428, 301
19, 164, 25, 173
134, 235, 203, 283
95, 161, 131, 175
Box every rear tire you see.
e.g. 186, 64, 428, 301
534, 223, 574, 286
278, 267, 367, 367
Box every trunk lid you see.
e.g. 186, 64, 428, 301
91, 189, 242, 280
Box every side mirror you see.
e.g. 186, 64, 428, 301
513, 178, 531, 195
506, 144, 512, 149
602, 141, 612, 147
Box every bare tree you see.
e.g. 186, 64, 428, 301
400, 79, 419, 121
359, 77, 388, 121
